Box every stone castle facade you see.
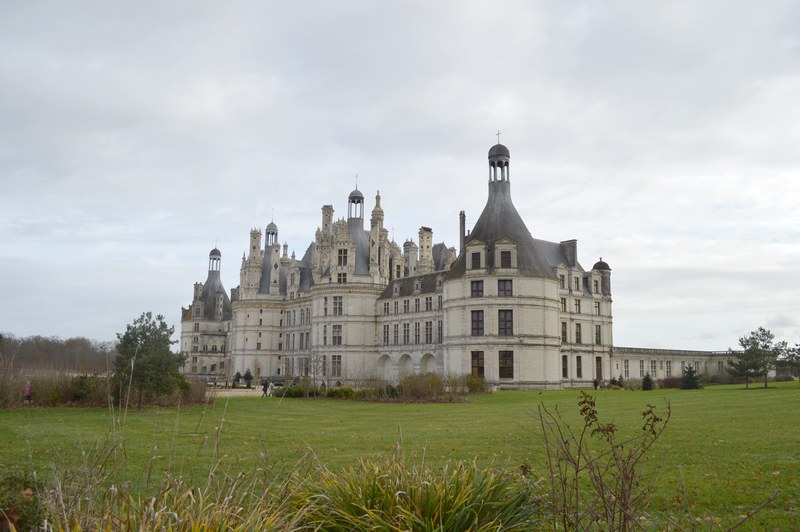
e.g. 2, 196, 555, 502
180, 144, 731, 388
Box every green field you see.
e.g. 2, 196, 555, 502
1, 383, 798, 528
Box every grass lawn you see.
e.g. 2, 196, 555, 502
0, 382, 797, 528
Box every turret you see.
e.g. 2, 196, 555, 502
403, 239, 418, 276
417, 226, 434, 274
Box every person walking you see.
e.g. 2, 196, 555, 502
24, 380, 32, 404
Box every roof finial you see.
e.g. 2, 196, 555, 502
496, 130, 501, 144
355, 174, 358, 189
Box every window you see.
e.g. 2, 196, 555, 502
383, 302, 389, 315
498, 310, 513, 336
498, 280, 512, 296
331, 355, 342, 377
323, 325, 328, 345
256, 342, 261, 350
471, 280, 484, 297
639, 360, 645, 378
403, 300, 409, 314
203, 345, 208, 352
471, 310, 484, 336
559, 274, 565, 289
324, 297, 328, 316
438, 295, 443, 310
594, 325, 601, 345
593, 279, 599, 293
337, 248, 348, 266
562, 355, 568, 378
666, 360, 672, 376
499, 351, 514, 379
425, 321, 432, 343
500, 250, 511, 268
193, 323, 199, 332
576, 356, 583, 379
393, 301, 398, 314
575, 323, 582, 344
594, 301, 600, 316
322, 355, 327, 376
403, 323, 410, 344
415, 298, 420, 312
337, 273, 347, 283
425, 296, 432, 311
332, 325, 342, 345
561, 322, 567, 343
437, 320, 443, 343
333, 296, 343, 316
471, 252, 481, 269
393, 324, 399, 345
560, 298, 567, 312
624, 359, 630, 378
471, 351, 484, 377
651, 360, 657, 376
414, 322, 420, 344
574, 277, 581, 291
383, 324, 389, 345
574, 300, 581, 313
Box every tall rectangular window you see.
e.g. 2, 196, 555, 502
560, 298, 567, 312
574, 300, 581, 313
498, 279, 512, 297
393, 324, 399, 345
403, 323, 410, 344
575, 323, 582, 344
594, 325, 601, 345
414, 298, 420, 312
437, 320, 443, 343
650, 360, 657, 376
333, 296, 343, 316
425, 296, 432, 311
383, 324, 389, 345
393, 301, 398, 314
337, 248, 348, 266
593, 279, 599, 293
559, 274, 565, 289
438, 295, 443, 310
383, 302, 389, 315
561, 322, 567, 343
471, 280, 484, 297
499, 351, 514, 379
574, 277, 581, 291
332, 325, 342, 345
322, 355, 327, 376
500, 250, 511, 268
471, 310, 484, 336
471, 351, 485, 377
425, 321, 432, 343
331, 355, 342, 377
576, 356, 583, 379
471, 252, 481, 269
404, 300, 409, 314
498, 310, 513, 336
324, 297, 329, 316
562, 355, 568, 378
666, 360, 672, 376
624, 359, 630, 378
594, 301, 600, 315
414, 322, 420, 344
639, 360, 645, 378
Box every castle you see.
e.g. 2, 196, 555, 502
180, 143, 731, 388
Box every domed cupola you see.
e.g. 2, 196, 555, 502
488, 143, 510, 182
208, 248, 221, 272
592, 258, 611, 271
266, 220, 278, 247
348, 187, 364, 221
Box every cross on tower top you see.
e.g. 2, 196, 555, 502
496, 130, 501, 144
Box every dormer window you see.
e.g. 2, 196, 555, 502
500, 251, 511, 268
471, 252, 481, 269
338, 248, 348, 266
494, 240, 517, 269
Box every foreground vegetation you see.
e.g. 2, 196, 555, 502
1, 383, 797, 529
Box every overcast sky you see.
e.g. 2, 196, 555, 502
2, 1, 799, 351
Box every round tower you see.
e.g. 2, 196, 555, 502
209, 248, 221, 272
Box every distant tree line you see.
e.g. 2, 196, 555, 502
728, 326, 800, 388
0, 333, 115, 373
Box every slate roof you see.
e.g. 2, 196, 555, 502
377, 271, 443, 300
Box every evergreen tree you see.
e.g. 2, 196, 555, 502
728, 327, 786, 389
680, 365, 702, 389
642, 372, 654, 391
114, 312, 184, 409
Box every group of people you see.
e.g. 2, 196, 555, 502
261, 381, 274, 397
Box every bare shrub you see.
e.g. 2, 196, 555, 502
534, 391, 670, 530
